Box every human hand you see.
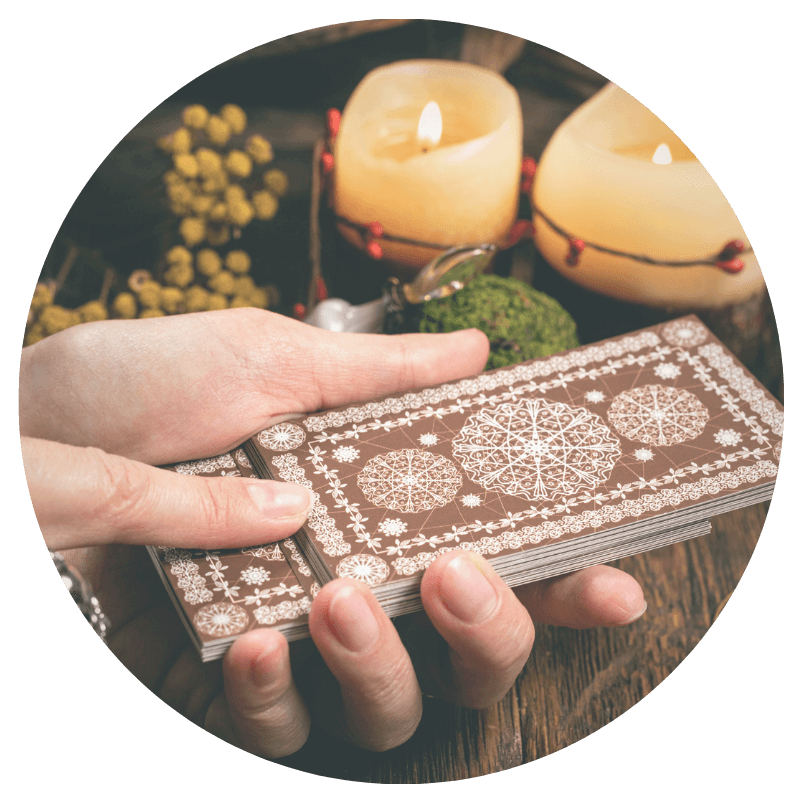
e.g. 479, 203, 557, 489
24, 309, 644, 756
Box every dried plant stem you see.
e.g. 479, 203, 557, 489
99, 267, 115, 305
52, 245, 80, 301
307, 138, 324, 312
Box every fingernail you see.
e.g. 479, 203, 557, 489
327, 585, 380, 652
439, 554, 498, 623
624, 600, 647, 625
246, 481, 312, 519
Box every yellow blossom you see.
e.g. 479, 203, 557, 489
228, 295, 252, 309
264, 169, 289, 197
245, 135, 273, 164
252, 190, 278, 220
30, 283, 53, 313
224, 185, 247, 205
160, 286, 185, 313
111, 292, 137, 319
164, 261, 194, 288
233, 275, 256, 297
173, 153, 200, 179
225, 250, 251, 274
163, 170, 182, 185
209, 202, 227, 222
227, 200, 254, 228
24, 325, 46, 346
206, 226, 230, 246
251, 287, 271, 309
202, 172, 229, 194
207, 292, 228, 311
183, 105, 210, 129
196, 249, 223, 277
206, 115, 232, 146
39, 305, 80, 335
77, 300, 108, 323
179, 217, 206, 247
207, 270, 236, 296
137, 280, 163, 309
220, 104, 247, 135
184, 285, 210, 312
139, 308, 165, 319
224, 150, 252, 179
166, 245, 193, 265
196, 147, 224, 178
191, 194, 215, 216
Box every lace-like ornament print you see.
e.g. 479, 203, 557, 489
661, 319, 708, 348
357, 449, 462, 513
258, 422, 305, 451
453, 399, 620, 501
194, 603, 248, 637
336, 554, 390, 586
173, 453, 239, 476
608, 385, 709, 446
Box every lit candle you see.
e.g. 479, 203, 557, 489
333, 60, 523, 270
531, 83, 764, 309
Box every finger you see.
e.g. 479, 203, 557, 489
274, 321, 490, 413
207, 629, 311, 758
420, 551, 535, 709
22, 436, 312, 550
513, 565, 647, 629
308, 579, 422, 752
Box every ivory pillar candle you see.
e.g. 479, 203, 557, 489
531, 83, 764, 309
333, 60, 523, 270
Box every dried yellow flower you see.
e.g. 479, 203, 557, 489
184, 285, 210, 313
207, 270, 236, 296
232, 275, 255, 297
24, 325, 46, 346
209, 202, 227, 222
173, 153, 200, 179
227, 200, 254, 228
206, 115, 232, 146
245, 134, 273, 164
191, 194, 215, 216
77, 300, 108, 323
128, 270, 153, 293
166, 245, 193, 265
160, 286, 185, 313
137, 280, 163, 309
183, 105, 210, 129
196, 147, 224, 178
179, 217, 206, 247
39, 305, 80, 335
264, 169, 289, 197
111, 292, 138, 319
225, 250, 251, 275
252, 190, 278, 221
228, 295, 252, 309
196, 249, 223, 277
251, 286, 271, 309
202, 172, 229, 194
224, 150, 252, 179
173, 128, 193, 154
163, 170, 182, 186
224, 185, 247, 205
207, 292, 228, 311
220, 104, 247, 135
164, 261, 194, 288
139, 308, 165, 319
30, 283, 53, 313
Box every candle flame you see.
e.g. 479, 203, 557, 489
417, 101, 443, 150
652, 143, 672, 165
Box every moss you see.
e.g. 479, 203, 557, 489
416, 274, 578, 370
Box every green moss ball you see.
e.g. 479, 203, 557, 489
416, 274, 579, 370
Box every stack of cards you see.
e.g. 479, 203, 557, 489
148, 316, 781, 661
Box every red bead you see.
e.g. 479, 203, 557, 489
565, 254, 579, 268
521, 156, 537, 177
506, 220, 533, 247
367, 221, 384, 239
568, 238, 585, 254
521, 176, 534, 195
315, 275, 329, 301
366, 241, 384, 260
293, 302, 306, 320
718, 239, 746, 260
716, 258, 745, 274
326, 108, 341, 138
321, 151, 334, 174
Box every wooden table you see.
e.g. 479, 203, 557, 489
45, 20, 781, 783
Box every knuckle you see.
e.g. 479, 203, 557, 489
90, 448, 153, 536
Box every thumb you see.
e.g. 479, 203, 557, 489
22, 437, 312, 550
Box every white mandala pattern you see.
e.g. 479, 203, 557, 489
634, 448, 654, 462
258, 422, 305, 451
332, 445, 360, 463
608, 385, 709, 446
194, 603, 248, 637
174, 453, 239, 476
460, 494, 482, 508
357, 449, 461, 513
336, 554, 390, 586
254, 596, 311, 625
419, 433, 439, 446
774, 440, 782, 462
378, 518, 408, 537
653, 362, 681, 380
452, 399, 620, 501
240, 566, 271, 585
662, 319, 708, 348
585, 390, 606, 403
714, 429, 742, 447
234, 448, 251, 468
